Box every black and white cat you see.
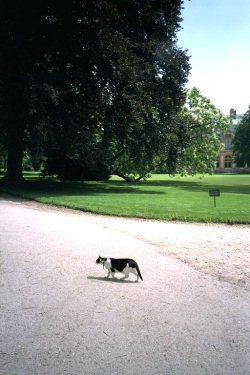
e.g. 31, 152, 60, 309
96, 256, 143, 282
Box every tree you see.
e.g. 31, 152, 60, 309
233, 106, 250, 167
0, 144, 7, 171
0, 0, 190, 182
107, 45, 191, 181
174, 87, 230, 174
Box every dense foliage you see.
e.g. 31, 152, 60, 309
0, 0, 190, 181
177, 87, 230, 174
233, 106, 250, 167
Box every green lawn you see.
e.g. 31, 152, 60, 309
0, 172, 250, 224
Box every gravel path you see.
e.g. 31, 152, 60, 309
0, 195, 249, 375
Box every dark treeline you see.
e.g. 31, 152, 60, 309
0, 0, 190, 182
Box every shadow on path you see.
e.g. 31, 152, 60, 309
87, 276, 137, 283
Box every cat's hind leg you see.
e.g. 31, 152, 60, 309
120, 273, 129, 280
120, 265, 130, 280
129, 267, 140, 282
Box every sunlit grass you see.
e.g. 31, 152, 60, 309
1, 172, 249, 224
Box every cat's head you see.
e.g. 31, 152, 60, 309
96, 256, 107, 265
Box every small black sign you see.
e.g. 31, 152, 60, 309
209, 189, 220, 197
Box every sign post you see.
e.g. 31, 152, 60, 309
209, 189, 220, 207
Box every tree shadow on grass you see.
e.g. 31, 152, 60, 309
1, 175, 249, 196
117, 178, 250, 195
0, 180, 165, 197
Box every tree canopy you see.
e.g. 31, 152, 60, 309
233, 106, 250, 167
0, 0, 190, 182
177, 87, 230, 174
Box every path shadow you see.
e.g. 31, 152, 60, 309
0, 193, 31, 203
87, 276, 137, 283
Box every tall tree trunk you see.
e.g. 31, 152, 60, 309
3, 122, 24, 182
2, 68, 27, 182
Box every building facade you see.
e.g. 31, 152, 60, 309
215, 108, 250, 173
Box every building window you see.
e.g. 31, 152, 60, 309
216, 158, 220, 168
225, 155, 232, 168
225, 134, 232, 150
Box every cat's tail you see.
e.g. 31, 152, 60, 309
136, 265, 143, 281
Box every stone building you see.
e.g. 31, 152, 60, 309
215, 108, 250, 173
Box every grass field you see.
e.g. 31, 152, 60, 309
0, 172, 249, 224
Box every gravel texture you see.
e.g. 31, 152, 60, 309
0, 195, 249, 375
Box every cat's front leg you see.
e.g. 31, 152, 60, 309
106, 270, 111, 278
110, 266, 116, 279
106, 270, 116, 279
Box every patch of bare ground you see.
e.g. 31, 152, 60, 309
106, 219, 250, 289
2, 194, 250, 289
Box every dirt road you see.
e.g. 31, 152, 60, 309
0, 195, 249, 375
